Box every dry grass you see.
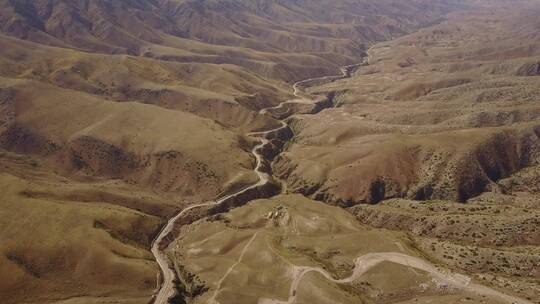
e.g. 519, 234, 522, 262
170, 194, 524, 304
276, 5, 540, 205
0, 153, 171, 303
351, 167, 540, 303
0, 1, 539, 303
0, 77, 260, 201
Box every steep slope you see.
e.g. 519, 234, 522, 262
351, 164, 540, 303
274, 4, 540, 205
170, 195, 533, 304
0, 77, 258, 200
0, 151, 174, 304
0, 0, 471, 81
0, 33, 286, 131
1, 1, 529, 304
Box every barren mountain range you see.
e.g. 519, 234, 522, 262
0, 1, 538, 304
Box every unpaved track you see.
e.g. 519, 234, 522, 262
151, 202, 217, 304
150, 47, 529, 304
208, 232, 260, 304
149, 66, 332, 304
260, 59, 369, 115
150, 50, 371, 304
259, 252, 532, 304
150, 130, 276, 304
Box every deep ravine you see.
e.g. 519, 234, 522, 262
150, 53, 371, 304
149, 48, 532, 304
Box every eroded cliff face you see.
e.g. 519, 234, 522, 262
0, 0, 470, 84
2, 1, 540, 304
271, 7, 540, 207
0, 79, 260, 202
273, 124, 540, 205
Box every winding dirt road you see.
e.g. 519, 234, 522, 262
150, 48, 531, 304
150, 107, 293, 303
150, 51, 370, 304
150, 132, 274, 304
260, 57, 370, 115
258, 252, 532, 304
151, 202, 215, 304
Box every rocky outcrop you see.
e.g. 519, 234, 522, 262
352, 201, 540, 247
208, 181, 281, 214
275, 124, 540, 205
516, 61, 540, 76
259, 127, 294, 161
0, 125, 227, 198
392, 78, 472, 101
0, 124, 60, 155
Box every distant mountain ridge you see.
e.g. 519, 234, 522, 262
0, 0, 470, 80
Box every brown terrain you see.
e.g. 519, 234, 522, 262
0, 0, 539, 304
275, 4, 540, 205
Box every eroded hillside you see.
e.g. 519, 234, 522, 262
275, 5, 540, 205
1, 1, 539, 304
0, 0, 471, 81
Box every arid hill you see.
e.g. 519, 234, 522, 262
1, 1, 539, 304
0, 0, 470, 81
172, 193, 538, 304
275, 4, 540, 205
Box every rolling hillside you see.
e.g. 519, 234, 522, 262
2, 1, 538, 304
